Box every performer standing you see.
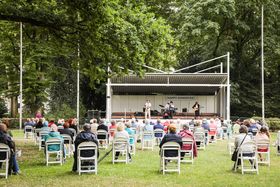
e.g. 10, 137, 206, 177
192, 101, 200, 119
144, 100, 152, 119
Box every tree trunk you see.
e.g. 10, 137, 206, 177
10, 96, 18, 118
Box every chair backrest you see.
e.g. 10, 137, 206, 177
58, 126, 64, 130
113, 136, 129, 150
252, 128, 258, 136
78, 141, 98, 151
97, 129, 108, 138
25, 126, 33, 132
161, 142, 181, 151
0, 143, 10, 160
61, 134, 72, 144
154, 129, 164, 138
194, 132, 205, 141
256, 138, 270, 149
182, 137, 193, 150
45, 138, 63, 150
240, 140, 257, 154
142, 131, 154, 140
39, 131, 49, 139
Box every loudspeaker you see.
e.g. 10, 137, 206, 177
182, 108, 187, 112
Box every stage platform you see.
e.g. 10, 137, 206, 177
111, 112, 218, 120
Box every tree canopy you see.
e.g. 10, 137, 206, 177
0, 0, 279, 118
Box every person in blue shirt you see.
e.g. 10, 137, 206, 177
125, 122, 135, 145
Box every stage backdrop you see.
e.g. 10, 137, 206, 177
111, 95, 217, 114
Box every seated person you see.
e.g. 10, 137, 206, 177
0, 123, 20, 175
255, 126, 270, 160
143, 120, 153, 140
125, 123, 135, 146
44, 125, 64, 154
233, 125, 254, 169
208, 118, 217, 142
90, 118, 99, 134
159, 124, 182, 157
109, 120, 117, 137
72, 124, 99, 172
68, 118, 78, 134
114, 123, 131, 161
178, 124, 197, 158
58, 121, 74, 142
154, 119, 164, 138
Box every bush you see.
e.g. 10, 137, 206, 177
267, 118, 280, 132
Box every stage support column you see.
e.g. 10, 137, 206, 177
226, 52, 230, 121
219, 87, 223, 118
106, 66, 111, 121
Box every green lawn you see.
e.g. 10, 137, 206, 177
0, 131, 279, 187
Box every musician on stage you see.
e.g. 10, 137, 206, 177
169, 101, 175, 119
144, 100, 152, 119
192, 101, 200, 119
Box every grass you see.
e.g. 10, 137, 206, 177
0, 131, 280, 187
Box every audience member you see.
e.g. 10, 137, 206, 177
159, 124, 182, 157
0, 123, 20, 175
255, 126, 270, 161
178, 124, 197, 158
72, 124, 99, 172
114, 123, 131, 161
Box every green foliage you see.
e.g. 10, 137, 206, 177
45, 102, 86, 121
0, 98, 8, 117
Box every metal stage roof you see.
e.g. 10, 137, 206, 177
110, 73, 228, 95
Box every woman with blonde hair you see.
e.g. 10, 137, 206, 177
114, 122, 131, 161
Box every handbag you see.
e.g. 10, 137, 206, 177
231, 134, 247, 161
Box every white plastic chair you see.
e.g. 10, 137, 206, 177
141, 131, 154, 150
112, 136, 129, 164
97, 130, 109, 149
61, 134, 73, 157
160, 142, 181, 174
234, 141, 258, 174
39, 131, 49, 151
276, 131, 280, 156
45, 138, 64, 166
194, 132, 205, 150
256, 139, 270, 166
77, 141, 98, 175
34, 128, 42, 145
181, 138, 194, 164
227, 135, 236, 155
153, 129, 164, 146
0, 143, 10, 179
24, 126, 34, 139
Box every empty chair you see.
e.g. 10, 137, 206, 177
160, 142, 181, 174
0, 143, 10, 179
194, 132, 205, 150
61, 134, 73, 157
97, 129, 109, 149
234, 141, 258, 175
45, 138, 64, 166
141, 131, 154, 150
181, 138, 194, 164
154, 129, 164, 146
34, 128, 42, 145
77, 141, 98, 175
24, 126, 34, 139
112, 136, 130, 164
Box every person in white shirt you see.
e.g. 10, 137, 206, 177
144, 100, 152, 119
